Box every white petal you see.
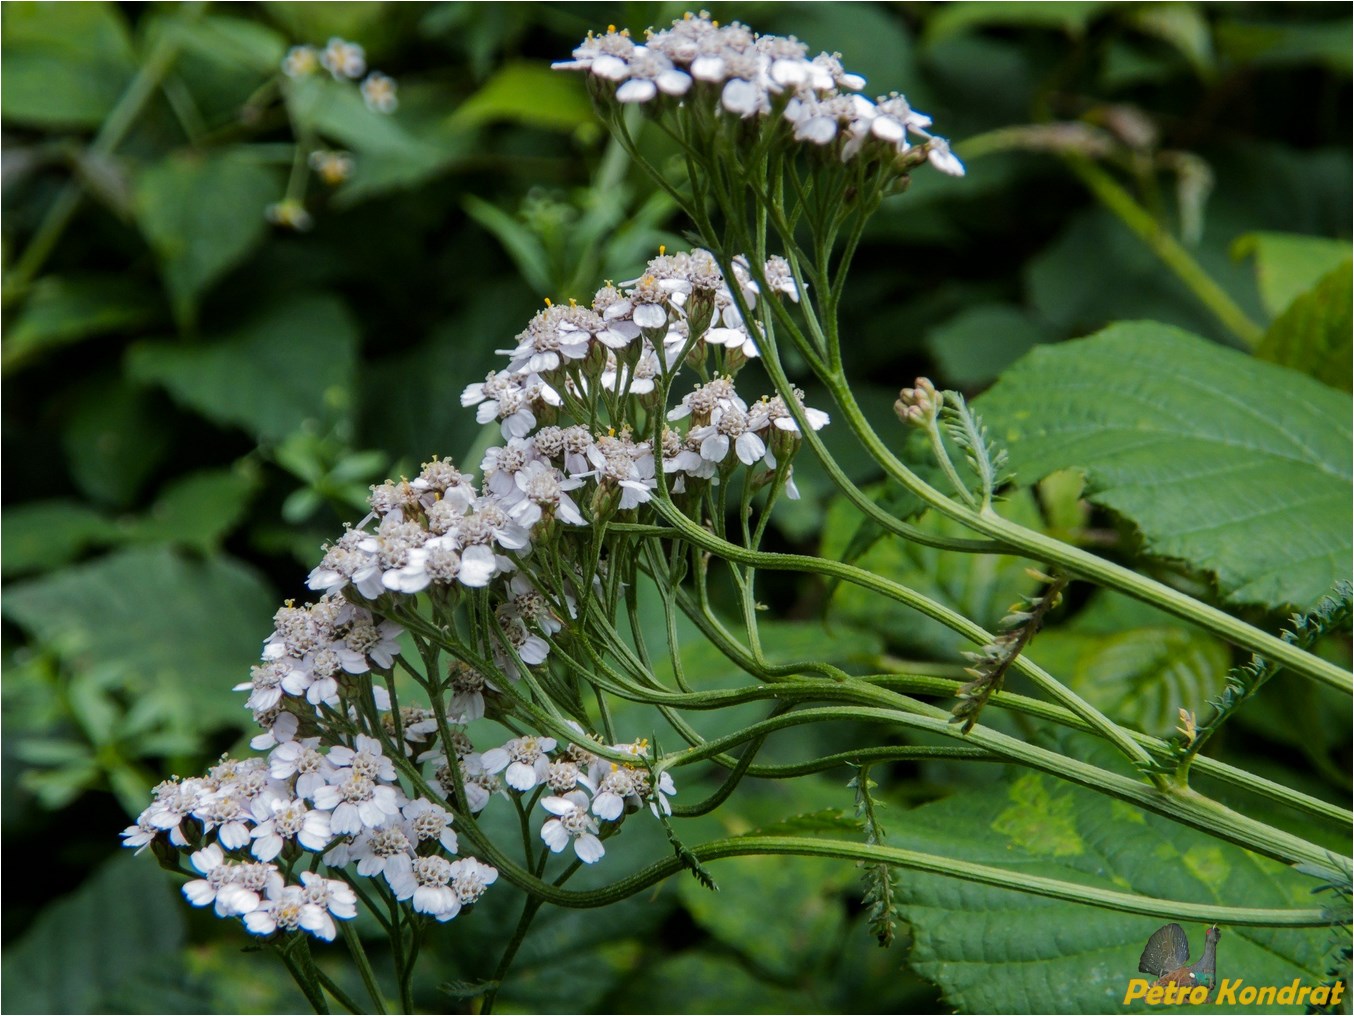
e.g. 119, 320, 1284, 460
591, 54, 630, 81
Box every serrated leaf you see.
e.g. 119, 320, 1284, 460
896, 770, 1328, 1013
1256, 263, 1352, 392
1034, 592, 1231, 737
977, 322, 1352, 610
1, 500, 121, 578
0, 1, 136, 128
0, 853, 185, 1014
127, 293, 359, 442
438, 979, 500, 1000
2, 546, 276, 727
133, 150, 279, 327
1232, 232, 1352, 319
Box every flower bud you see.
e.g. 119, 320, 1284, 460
895, 377, 941, 428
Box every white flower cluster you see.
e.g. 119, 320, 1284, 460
297, 246, 826, 622
120, 743, 469, 938
554, 11, 965, 176
123, 242, 831, 939
478, 733, 676, 865
282, 37, 399, 114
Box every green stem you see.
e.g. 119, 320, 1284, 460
338, 918, 387, 1015
1064, 154, 1264, 349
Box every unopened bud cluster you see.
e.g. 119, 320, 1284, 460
895, 377, 941, 427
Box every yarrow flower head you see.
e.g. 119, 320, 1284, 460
554, 11, 964, 177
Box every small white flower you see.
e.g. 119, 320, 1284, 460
481, 736, 557, 792
402, 797, 459, 854
385, 854, 462, 921
449, 857, 498, 904
540, 790, 605, 863
361, 71, 398, 114
320, 37, 366, 80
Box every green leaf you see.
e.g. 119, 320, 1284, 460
923, 1, 1114, 44
1, 501, 121, 578
452, 61, 593, 131
133, 150, 279, 326
822, 488, 1046, 658
1232, 232, 1352, 320
679, 855, 853, 981
124, 467, 261, 552
0, 1, 136, 128
607, 952, 816, 1014
261, 2, 392, 47
2, 546, 276, 727
1255, 263, 1352, 392
1215, 16, 1353, 74
1027, 207, 1260, 345
0, 853, 185, 1014
1127, 3, 1215, 77
463, 195, 553, 297
977, 322, 1353, 610
285, 74, 463, 204
4, 275, 160, 372
896, 770, 1328, 1013
1034, 592, 1232, 738
924, 303, 1052, 388
61, 379, 174, 508
127, 293, 359, 442
159, 13, 288, 74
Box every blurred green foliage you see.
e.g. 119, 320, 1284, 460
2, 2, 1348, 1012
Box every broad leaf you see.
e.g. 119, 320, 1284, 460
4, 275, 160, 372
0, 853, 184, 1014
124, 467, 260, 552
895, 769, 1329, 1013
2, 546, 276, 727
133, 150, 279, 326
1034, 592, 1231, 738
977, 322, 1352, 610
1232, 232, 1352, 319
925, 303, 1052, 388
0, 500, 121, 578
1, 1, 136, 128
452, 61, 593, 131
61, 379, 174, 508
127, 293, 360, 443
924, 2, 1114, 44
679, 856, 850, 981
1256, 262, 1352, 392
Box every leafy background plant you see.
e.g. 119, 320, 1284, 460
2, 2, 1348, 1012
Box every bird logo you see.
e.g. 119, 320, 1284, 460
1138, 923, 1221, 997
